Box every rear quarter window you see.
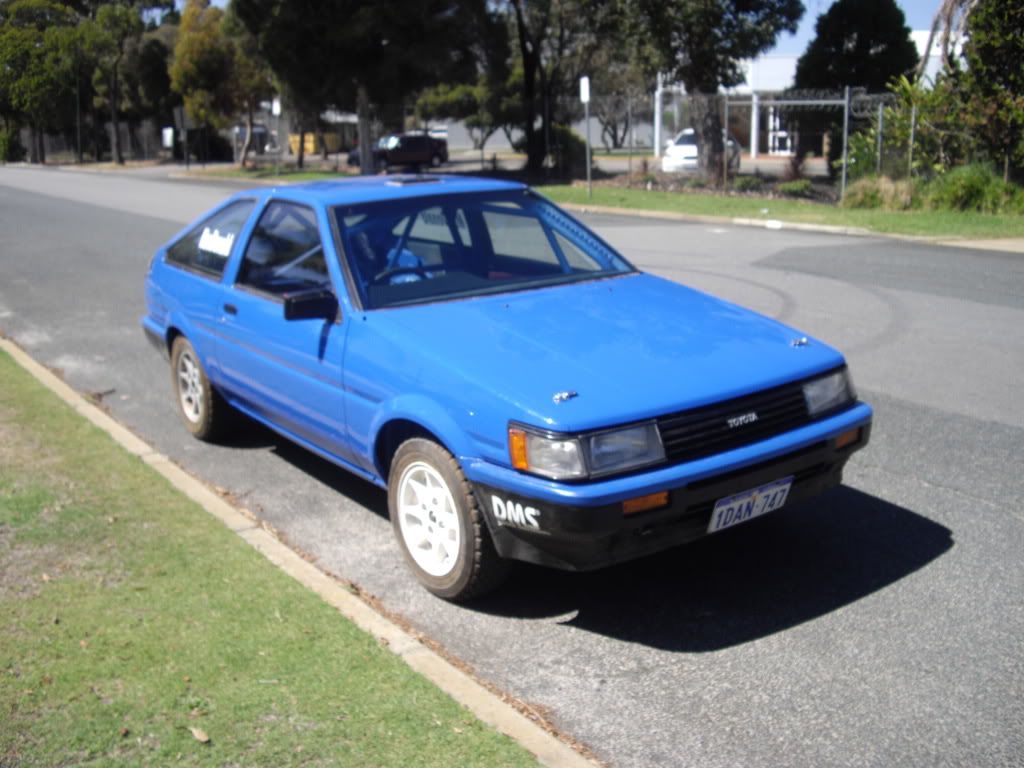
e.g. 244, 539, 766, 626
166, 200, 255, 278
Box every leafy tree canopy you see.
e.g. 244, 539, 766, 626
795, 0, 919, 91
637, 0, 803, 93
961, 0, 1024, 179
170, 0, 232, 128
632, 0, 803, 184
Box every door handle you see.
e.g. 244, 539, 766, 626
223, 303, 237, 316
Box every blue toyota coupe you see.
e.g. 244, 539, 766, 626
143, 175, 872, 600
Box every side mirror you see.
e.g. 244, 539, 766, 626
283, 288, 338, 321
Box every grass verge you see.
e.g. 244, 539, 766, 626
0, 349, 536, 767
187, 166, 350, 182
538, 184, 1024, 239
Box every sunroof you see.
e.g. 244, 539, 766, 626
385, 175, 442, 187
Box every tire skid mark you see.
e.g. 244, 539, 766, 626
841, 283, 912, 357
650, 264, 800, 324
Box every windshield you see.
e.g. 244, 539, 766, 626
674, 132, 697, 146
333, 190, 635, 309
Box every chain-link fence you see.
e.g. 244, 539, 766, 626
650, 87, 908, 197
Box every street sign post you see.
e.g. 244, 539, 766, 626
580, 76, 591, 199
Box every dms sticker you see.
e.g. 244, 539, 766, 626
491, 496, 541, 530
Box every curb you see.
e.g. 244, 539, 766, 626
0, 337, 599, 768
168, 171, 285, 186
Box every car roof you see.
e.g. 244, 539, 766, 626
233, 174, 526, 209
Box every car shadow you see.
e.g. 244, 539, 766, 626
219, 416, 390, 519
211, 420, 953, 652
470, 486, 953, 653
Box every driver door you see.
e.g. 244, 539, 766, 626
216, 200, 351, 460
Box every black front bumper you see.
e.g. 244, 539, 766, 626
471, 428, 869, 571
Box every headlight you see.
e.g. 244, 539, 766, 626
508, 422, 664, 480
508, 427, 585, 480
803, 368, 856, 417
584, 423, 665, 476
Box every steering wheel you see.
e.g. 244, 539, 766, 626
371, 265, 435, 284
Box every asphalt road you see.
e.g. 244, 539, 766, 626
1, 166, 1022, 768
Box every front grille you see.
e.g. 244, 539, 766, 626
657, 378, 815, 464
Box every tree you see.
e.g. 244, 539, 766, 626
233, 0, 485, 173
634, 0, 803, 185
504, 0, 611, 174
917, 0, 979, 79
795, 0, 919, 92
960, 0, 1024, 181
223, 5, 272, 168
415, 7, 510, 154
122, 21, 178, 138
792, 0, 919, 174
87, 2, 143, 164
0, 0, 77, 162
589, 40, 651, 151
170, 0, 232, 137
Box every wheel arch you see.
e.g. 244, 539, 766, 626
373, 418, 446, 483
165, 324, 184, 354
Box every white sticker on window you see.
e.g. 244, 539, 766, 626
198, 227, 235, 257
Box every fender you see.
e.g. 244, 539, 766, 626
162, 308, 224, 382
368, 393, 478, 475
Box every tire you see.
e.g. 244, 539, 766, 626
388, 438, 509, 601
170, 336, 228, 441
430, 153, 442, 168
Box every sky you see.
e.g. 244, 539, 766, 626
770, 0, 939, 55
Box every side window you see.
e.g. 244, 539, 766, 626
237, 202, 329, 295
166, 200, 254, 278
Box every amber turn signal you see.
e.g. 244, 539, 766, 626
509, 428, 529, 470
835, 427, 862, 450
622, 491, 670, 516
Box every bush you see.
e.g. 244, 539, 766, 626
512, 124, 589, 178
686, 176, 707, 190
921, 164, 1024, 214
843, 176, 915, 210
0, 127, 26, 162
732, 175, 765, 193
776, 179, 813, 198
550, 124, 589, 177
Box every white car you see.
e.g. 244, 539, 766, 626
662, 128, 741, 174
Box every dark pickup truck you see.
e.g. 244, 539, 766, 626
348, 133, 449, 171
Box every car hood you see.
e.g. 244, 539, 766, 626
370, 272, 845, 432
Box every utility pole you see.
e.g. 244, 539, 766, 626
840, 86, 851, 201
654, 72, 663, 159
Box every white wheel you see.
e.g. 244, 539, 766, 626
176, 348, 204, 424
395, 461, 462, 578
388, 438, 509, 600
170, 336, 229, 441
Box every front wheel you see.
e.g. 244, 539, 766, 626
388, 438, 508, 600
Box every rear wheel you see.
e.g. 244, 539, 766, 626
170, 336, 228, 441
388, 438, 508, 600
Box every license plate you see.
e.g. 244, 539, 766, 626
707, 476, 793, 534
